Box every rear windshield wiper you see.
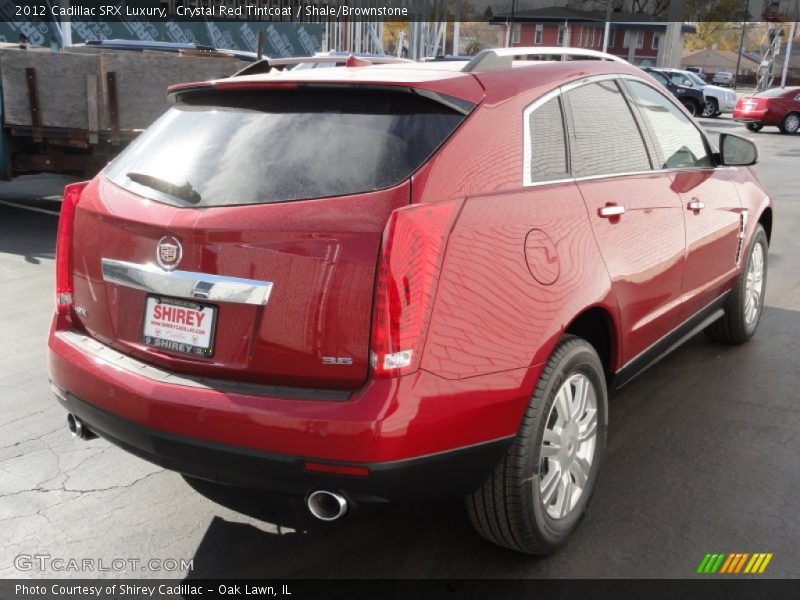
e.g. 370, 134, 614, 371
126, 172, 202, 204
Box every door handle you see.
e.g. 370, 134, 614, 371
598, 205, 625, 218
688, 199, 705, 211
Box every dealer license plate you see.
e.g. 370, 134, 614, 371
142, 296, 217, 357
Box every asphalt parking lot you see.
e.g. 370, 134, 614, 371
1, 120, 799, 580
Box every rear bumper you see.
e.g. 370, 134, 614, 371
52, 387, 510, 503
48, 316, 536, 502
733, 108, 770, 124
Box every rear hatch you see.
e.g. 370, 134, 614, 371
71, 86, 470, 389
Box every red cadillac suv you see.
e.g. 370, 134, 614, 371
48, 48, 772, 555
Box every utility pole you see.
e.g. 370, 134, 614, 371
660, 0, 685, 69
453, 0, 461, 55
507, 0, 517, 48
603, 0, 612, 53
734, 0, 749, 90
781, 21, 797, 87
60, 0, 72, 47
256, 30, 264, 61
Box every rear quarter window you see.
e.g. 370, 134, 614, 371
525, 95, 569, 184
104, 89, 469, 207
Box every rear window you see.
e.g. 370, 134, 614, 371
756, 87, 799, 98
104, 89, 468, 207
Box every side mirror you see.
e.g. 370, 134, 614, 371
719, 133, 758, 166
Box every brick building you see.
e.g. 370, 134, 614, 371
491, 7, 695, 66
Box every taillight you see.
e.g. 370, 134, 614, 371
55, 181, 89, 315
370, 200, 462, 378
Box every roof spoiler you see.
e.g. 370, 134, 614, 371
462, 47, 628, 73
166, 80, 476, 116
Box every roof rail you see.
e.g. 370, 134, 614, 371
268, 55, 412, 67
462, 47, 628, 73
233, 54, 411, 77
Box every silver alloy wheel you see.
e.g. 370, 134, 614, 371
744, 241, 765, 326
701, 101, 716, 118
786, 113, 800, 133
539, 373, 598, 520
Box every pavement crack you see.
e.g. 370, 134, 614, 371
62, 470, 162, 494
0, 470, 161, 498
0, 405, 57, 431
0, 426, 64, 451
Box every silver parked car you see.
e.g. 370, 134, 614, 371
712, 71, 735, 87
662, 69, 738, 117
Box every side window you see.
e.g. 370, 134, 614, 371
670, 73, 687, 86
625, 80, 712, 170
525, 95, 569, 183
650, 71, 670, 86
563, 80, 651, 178
534, 24, 543, 44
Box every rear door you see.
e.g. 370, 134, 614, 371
565, 78, 687, 364
71, 87, 469, 389
623, 79, 742, 319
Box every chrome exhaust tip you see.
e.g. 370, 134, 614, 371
306, 490, 348, 522
67, 413, 97, 440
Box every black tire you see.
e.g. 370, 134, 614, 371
466, 335, 607, 555
701, 98, 718, 118
746, 123, 763, 132
705, 224, 768, 345
680, 99, 699, 117
779, 112, 800, 134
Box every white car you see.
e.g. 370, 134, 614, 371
663, 69, 738, 117
713, 71, 735, 87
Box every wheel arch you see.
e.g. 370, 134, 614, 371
781, 111, 800, 133
563, 305, 620, 382
758, 206, 773, 245
680, 96, 700, 113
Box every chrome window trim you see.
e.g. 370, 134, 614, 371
559, 72, 621, 93
522, 73, 717, 188
523, 74, 641, 187
522, 166, 721, 189
101, 259, 273, 306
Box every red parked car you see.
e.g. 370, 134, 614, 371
733, 86, 800, 134
49, 47, 772, 555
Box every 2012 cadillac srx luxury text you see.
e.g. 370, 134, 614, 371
48, 48, 772, 554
